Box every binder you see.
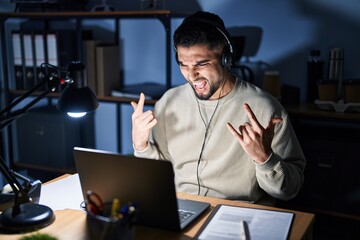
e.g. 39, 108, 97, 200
34, 33, 46, 87
23, 33, 36, 89
11, 32, 25, 90
46, 33, 58, 66
96, 44, 120, 97
45, 33, 60, 91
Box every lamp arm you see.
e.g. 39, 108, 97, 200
0, 89, 52, 130
0, 78, 48, 117
0, 156, 30, 214
0, 61, 66, 121
0, 74, 64, 130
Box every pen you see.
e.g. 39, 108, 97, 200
111, 198, 120, 219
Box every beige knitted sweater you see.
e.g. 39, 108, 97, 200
134, 79, 306, 206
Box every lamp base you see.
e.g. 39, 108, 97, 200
0, 179, 42, 211
0, 203, 55, 233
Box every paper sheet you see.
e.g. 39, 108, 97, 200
197, 205, 293, 240
39, 174, 84, 211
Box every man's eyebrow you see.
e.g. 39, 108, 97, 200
194, 59, 211, 65
197, 59, 209, 64
179, 59, 211, 66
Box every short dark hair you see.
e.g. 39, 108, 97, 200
173, 11, 229, 50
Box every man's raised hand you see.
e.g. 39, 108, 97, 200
227, 103, 282, 163
131, 93, 157, 151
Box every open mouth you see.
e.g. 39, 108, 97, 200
194, 80, 207, 92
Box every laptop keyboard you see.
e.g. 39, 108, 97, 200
178, 209, 195, 223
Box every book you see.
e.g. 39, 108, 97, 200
96, 44, 120, 97
82, 39, 100, 95
117, 82, 167, 99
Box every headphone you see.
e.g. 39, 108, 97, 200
174, 18, 234, 69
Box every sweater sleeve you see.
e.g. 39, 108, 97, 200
133, 141, 162, 159
255, 115, 306, 201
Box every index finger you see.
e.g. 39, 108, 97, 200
133, 93, 145, 113
243, 103, 262, 130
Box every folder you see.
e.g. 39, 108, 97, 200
23, 33, 36, 89
45, 33, 61, 91
11, 32, 25, 90
46, 33, 58, 66
34, 33, 46, 88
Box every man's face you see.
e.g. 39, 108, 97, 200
177, 44, 226, 100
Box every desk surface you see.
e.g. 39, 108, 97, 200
0, 175, 315, 240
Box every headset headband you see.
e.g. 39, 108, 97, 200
184, 16, 233, 54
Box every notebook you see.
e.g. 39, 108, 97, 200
73, 147, 210, 231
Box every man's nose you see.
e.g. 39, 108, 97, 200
187, 68, 199, 81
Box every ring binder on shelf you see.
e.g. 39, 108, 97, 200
11, 32, 25, 90
46, 33, 58, 67
34, 33, 46, 88
23, 33, 36, 89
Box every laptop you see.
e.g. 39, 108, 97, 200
73, 147, 210, 231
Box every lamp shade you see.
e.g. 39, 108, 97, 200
57, 85, 99, 113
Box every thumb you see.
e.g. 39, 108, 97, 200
267, 117, 283, 131
270, 117, 283, 125
131, 101, 138, 111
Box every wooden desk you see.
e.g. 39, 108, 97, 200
0, 176, 315, 240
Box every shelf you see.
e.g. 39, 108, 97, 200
285, 102, 360, 122
0, 10, 188, 19
10, 90, 157, 105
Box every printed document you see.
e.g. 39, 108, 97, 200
197, 205, 293, 240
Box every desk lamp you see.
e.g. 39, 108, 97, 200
0, 60, 99, 233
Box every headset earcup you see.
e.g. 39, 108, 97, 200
221, 45, 233, 68
175, 51, 180, 65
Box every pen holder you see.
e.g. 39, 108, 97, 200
86, 203, 136, 240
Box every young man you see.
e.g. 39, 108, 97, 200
131, 11, 305, 206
